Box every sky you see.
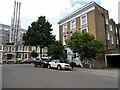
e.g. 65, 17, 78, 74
0, 0, 119, 40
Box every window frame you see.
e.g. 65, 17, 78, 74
80, 14, 87, 26
81, 27, 88, 33
110, 25, 112, 31
107, 32, 110, 40
111, 36, 114, 44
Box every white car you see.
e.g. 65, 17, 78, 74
48, 60, 72, 70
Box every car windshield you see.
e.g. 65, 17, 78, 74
36, 58, 40, 60
59, 60, 66, 63
52, 60, 68, 63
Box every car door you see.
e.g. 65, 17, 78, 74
52, 60, 58, 68
50, 60, 55, 68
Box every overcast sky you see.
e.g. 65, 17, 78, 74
0, 0, 119, 40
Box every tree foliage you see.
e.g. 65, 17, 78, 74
23, 16, 55, 57
47, 41, 64, 59
67, 32, 105, 60
30, 50, 38, 58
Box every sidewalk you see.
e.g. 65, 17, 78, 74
75, 68, 119, 77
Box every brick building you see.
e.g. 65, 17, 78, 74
58, 1, 120, 68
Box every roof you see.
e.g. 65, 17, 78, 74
58, 1, 107, 24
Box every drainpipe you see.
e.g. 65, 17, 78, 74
101, 12, 108, 50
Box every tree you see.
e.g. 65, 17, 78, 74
67, 32, 105, 61
30, 50, 38, 58
47, 41, 64, 59
23, 16, 55, 57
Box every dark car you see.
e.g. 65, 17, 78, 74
32, 57, 48, 68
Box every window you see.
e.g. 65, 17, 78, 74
81, 14, 87, 26
37, 47, 40, 51
119, 28, 120, 34
81, 27, 88, 33
5, 47, 10, 52
63, 24, 67, 35
116, 27, 118, 33
111, 36, 114, 44
70, 20, 76, 31
107, 32, 110, 40
19, 54, 22, 59
82, 28, 87, 33
110, 25, 112, 31
24, 54, 28, 59
32, 46, 36, 51
24, 46, 27, 51
19, 46, 23, 51
11, 47, 15, 52
63, 24, 67, 45
0, 46, 2, 50
105, 16, 108, 24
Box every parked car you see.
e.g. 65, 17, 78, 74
48, 59, 72, 70
32, 57, 48, 68
21, 58, 34, 64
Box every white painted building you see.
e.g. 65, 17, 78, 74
0, 45, 48, 64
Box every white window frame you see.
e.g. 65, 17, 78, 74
81, 27, 88, 33
63, 24, 67, 35
24, 46, 27, 51
24, 53, 28, 59
32, 46, 36, 51
111, 36, 114, 44
80, 14, 87, 26
105, 16, 108, 25
37, 47, 40, 52
116, 27, 118, 33
5, 47, 9, 52
107, 32, 110, 40
11, 47, 15, 52
119, 29, 120, 34
70, 19, 76, 31
63, 23, 67, 45
110, 25, 112, 31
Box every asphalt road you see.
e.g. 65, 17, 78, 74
2, 64, 118, 88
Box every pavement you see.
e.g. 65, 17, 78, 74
75, 68, 119, 78
0, 65, 2, 90
2, 64, 119, 88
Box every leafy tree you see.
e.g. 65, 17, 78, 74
23, 16, 55, 57
67, 32, 105, 60
30, 50, 38, 58
47, 41, 64, 59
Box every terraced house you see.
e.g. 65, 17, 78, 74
58, 1, 120, 68
0, 45, 48, 64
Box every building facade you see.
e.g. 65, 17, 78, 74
0, 24, 10, 45
0, 23, 26, 45
58, 1, 120, 68
0, 45, 48, 64
116, 23, 120, 48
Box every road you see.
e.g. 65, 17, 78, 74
2, 64, 118, 88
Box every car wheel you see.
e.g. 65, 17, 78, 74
57, 65, 61, 70
40, 64, 43, 68
48, 64, 51, 69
